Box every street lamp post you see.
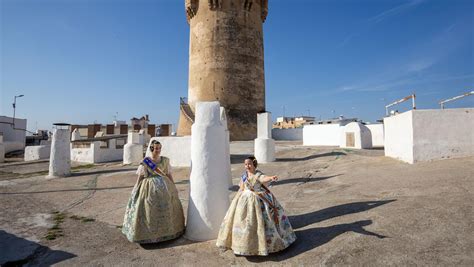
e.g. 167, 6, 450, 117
12, 94, 24, 127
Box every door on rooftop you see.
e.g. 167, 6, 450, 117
346, 132, 355, 147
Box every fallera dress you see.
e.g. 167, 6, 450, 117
122, 156, 185, 244
216, 170, 296, 256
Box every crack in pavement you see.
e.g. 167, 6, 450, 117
63, 175, 99, 211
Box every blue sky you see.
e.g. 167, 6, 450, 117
1, 0, 473, 131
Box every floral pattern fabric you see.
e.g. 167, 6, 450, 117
122, 156, 185, 243
216, 171, 296, 256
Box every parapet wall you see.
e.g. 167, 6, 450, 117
384, 108, 473, 163
272, 128, 303, 141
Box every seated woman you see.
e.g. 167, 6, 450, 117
122, 140, 185, 244
216, 156, 296, 256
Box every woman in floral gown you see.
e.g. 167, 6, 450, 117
216, 156, 296, 256
122, 140, 185, 244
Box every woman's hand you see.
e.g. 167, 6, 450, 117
259, 175, 278, 184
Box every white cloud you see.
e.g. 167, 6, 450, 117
368, 0, 425, 24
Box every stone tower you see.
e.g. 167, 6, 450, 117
178, 0, 268, 141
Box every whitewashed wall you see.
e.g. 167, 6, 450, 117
94, 146, 123, 163
0, 116, 27, 153
384, 108, 473, 164
366, 124, 384, 147
145, 136, 191, 167
25, 145, 51, 161
71, 147, 94, 163
412, 109, 473, 163
303, 124, 342, 146
3, 142, 24, 154
272, 128, 303, 141
384, 111, 414, 163
71, 141, 123, 163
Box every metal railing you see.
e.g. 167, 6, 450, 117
179, 97, 195, 123
439, 91, 473, 109
385, 94, 416, 116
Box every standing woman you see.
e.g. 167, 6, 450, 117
216, 156, 296, 256
122, 140, 185, 244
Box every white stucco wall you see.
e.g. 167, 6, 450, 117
384, 110, 414, 163
0, 116, 27, 153
71, 141, 123, 163
272, 128, 303, 141
2, 142, 25, 154
71, 147, 94, 163
145, 136, 191, 167
412, 109, 473, 163
94, 148, 123, 163
24, 145, 51, 161
384, 109, 474, 164
366, 124, 384, 147
303, 124, 342, 146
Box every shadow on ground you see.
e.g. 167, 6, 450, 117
245, 200, 396, 262
139, 236, 197, 250
367, 147, 384, 150
271, 174, 340, 187
70, 168, 136, 177
0, 186, 134, 195
289, 200, 396, 229
276, 151, 346, 162
0, 230, 76, 266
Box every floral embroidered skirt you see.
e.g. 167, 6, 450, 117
122, 175, 185, 243
216, 190, 296, 256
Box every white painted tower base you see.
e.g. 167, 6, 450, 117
255, 138, 275, 163
185, 101, 230, 241
123, 144, 143, 164
48, 129, 71, 178
254, 112, 275, 163
123, 131, 144, 165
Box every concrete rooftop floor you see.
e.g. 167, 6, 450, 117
0, 141, 473, 266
